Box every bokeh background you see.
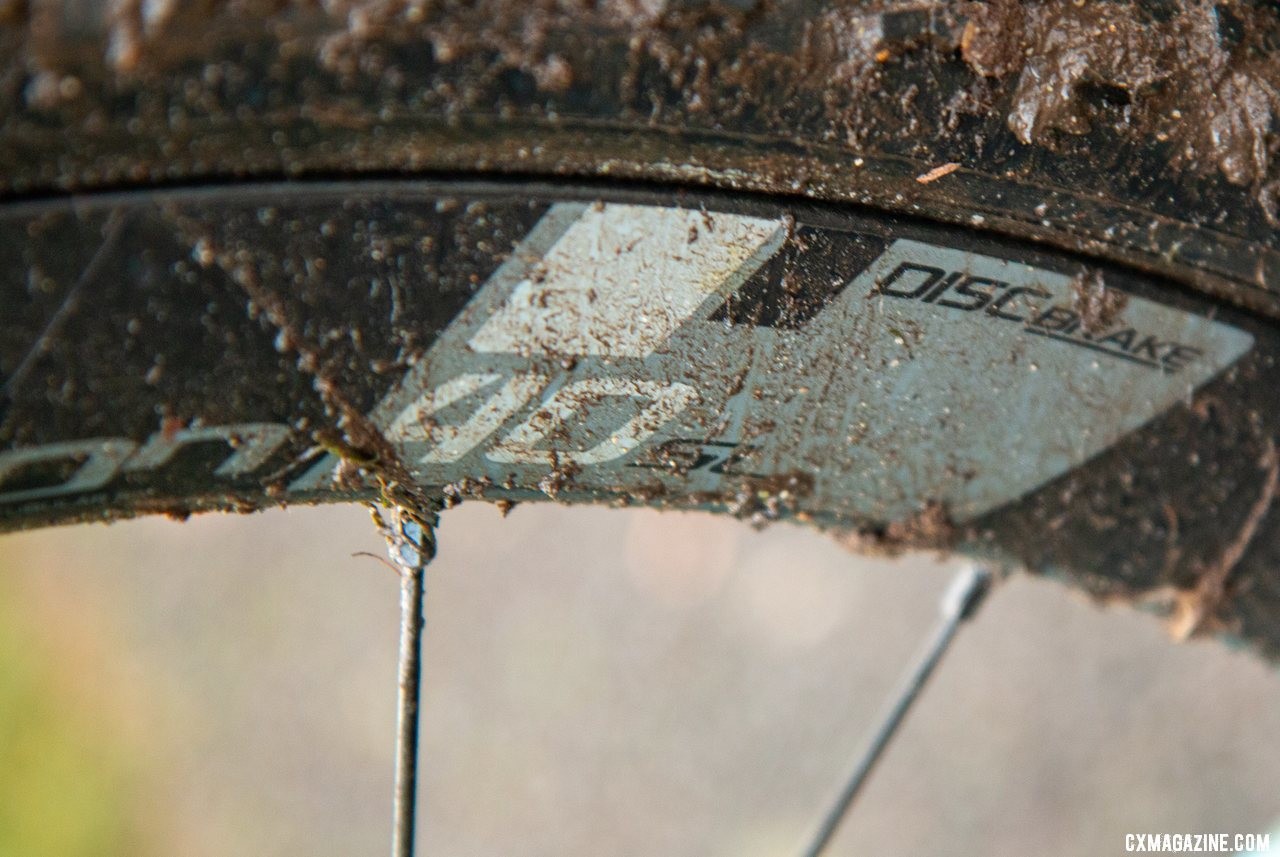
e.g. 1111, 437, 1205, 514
2, 501, 1280, 856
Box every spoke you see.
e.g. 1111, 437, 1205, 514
375, 504, 441, 857
799, 564, 991, 857
4, 209, 127, 401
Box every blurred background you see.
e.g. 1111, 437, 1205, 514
2, 501, 1280, 856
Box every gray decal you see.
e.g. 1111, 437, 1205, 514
297, 207, 1253, 523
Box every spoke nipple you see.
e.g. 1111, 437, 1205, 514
941, 564, 991, 622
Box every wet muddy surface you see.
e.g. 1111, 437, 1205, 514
7, 4, 1280, 657
3, 180, 1280, 659
3, 2, 1280, 315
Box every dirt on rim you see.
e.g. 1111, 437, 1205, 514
3, 0, 1280, 216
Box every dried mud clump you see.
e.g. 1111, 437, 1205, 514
838, 499, 958, 556
5, 0, 1280, 213
960, 1, 1280, 215
1071, 270, 1128, 335
4, 0, 1280, 306
726, 470, 815, 527
960, 0, 1024, 78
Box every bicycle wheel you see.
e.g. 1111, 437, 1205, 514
4, 0, 1280, 654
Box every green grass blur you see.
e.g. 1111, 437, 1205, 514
0, 576, 146, 857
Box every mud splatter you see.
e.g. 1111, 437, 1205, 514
838, 499, 959, 555
178, 219, 442, 523
5, 0, 1280, 221
960, 1, 1280, 197
1167, 438, 1280, 641
1072, 271, 1128, 336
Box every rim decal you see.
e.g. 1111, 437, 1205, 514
293, 203, 1253, 521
